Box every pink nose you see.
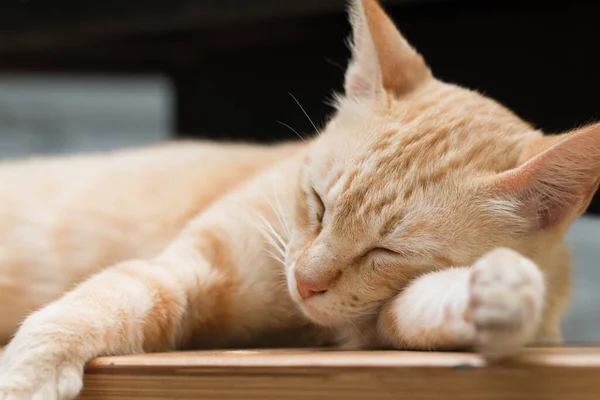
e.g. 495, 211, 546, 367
295, 271, 331, 300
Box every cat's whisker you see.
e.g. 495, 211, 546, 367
249, 210, 285, 249
288, 92, 319, 134
346, 318, 368, 343
363, 321, 378, 337
263, 233, 286, 259
247, 212, 287, 265
324, 57, 345, 72
264, 194, 291, 244
276, 121, 306, 143
287, 307, 302, 318
269, 184, 292, 241
256, 226, 286, 263
254, 212, 288, 254
264, 244, 282, 258
274, 275, 289, 287
249, 212, 279, 248
265, 249, 285, 265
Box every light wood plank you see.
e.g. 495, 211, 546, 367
77, 348, 600, 399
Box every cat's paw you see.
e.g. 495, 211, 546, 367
0, 328, 84, 400
467, 247, 545, 361
0, 364, 83, 400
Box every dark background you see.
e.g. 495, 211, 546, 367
0, 0, 598, 210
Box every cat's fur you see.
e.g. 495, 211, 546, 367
0, 0, 598, 398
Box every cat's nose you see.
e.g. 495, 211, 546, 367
295, 270, 338, 300
295, 275, 327, 300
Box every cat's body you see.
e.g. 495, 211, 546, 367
0, 141, 304, 343
0, 1, 598, 398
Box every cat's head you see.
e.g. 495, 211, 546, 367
285, 0, 600, 327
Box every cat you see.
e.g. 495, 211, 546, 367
1, 0, 599, 398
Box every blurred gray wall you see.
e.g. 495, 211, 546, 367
0, 74, 597, 343
0, 74, 171, 157
563, 217, 600, 342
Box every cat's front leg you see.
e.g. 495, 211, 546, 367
0, 256, 201, 400
377, 247, 546, 360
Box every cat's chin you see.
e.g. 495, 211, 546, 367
297, 301, 349, 327
300, 309, 342, 327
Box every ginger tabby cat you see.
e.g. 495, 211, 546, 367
1, 0, 599, 398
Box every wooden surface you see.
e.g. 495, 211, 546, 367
74, 348, 600, 399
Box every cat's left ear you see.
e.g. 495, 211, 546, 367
487, 123, 600, 230
344, 0, 432, 99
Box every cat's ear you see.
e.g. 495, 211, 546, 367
344, 0, 431, 99
487, 123, 600, 230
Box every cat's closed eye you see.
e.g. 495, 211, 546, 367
367, 247, 423, 264
369, 247, 400, 257
311, 187, 326, 223
364, 248, 406, 262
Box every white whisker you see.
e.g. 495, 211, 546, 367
276, 120, 306, 143
266, 249, 285, 264
253, 211, 288, 253
270, 182, 292, 241
264, 197, 289, 242
288, 92, 319, 134
262, 232, 286, 258
248, 209, 290, 270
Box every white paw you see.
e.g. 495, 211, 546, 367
0, 327, 84, 400
0, 364, 83, 400
468, 247, 545, 361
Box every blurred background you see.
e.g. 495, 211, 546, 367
0, 0, 598, 341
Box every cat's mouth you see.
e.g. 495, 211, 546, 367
297, 300, 344, 326
294, 291, 371, 327
286, 264, 361, 326
287, 273, 339, 325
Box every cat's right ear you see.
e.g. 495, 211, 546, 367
344, 0, 431, 99
486, 122, 600, 231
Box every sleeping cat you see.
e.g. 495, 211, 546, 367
1, 0, 598, 398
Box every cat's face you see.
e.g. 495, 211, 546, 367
284, 0, 600, 327
286, 81, 533, 325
